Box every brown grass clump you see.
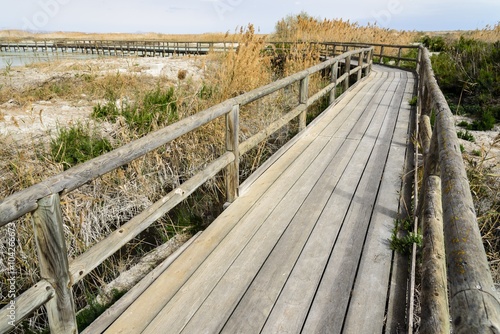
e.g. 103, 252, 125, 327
203, 25, 272, 101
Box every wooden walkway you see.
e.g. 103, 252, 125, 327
100, 65, 416, 333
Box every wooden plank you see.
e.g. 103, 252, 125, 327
0, 280, 54, 333
319, 71, 390, 139
32, 194, 77, 334
172, 67, 388, 334
141, 134, 336, 333
227, 138, 364, 334
302, 70, 407, 334
186, 134, 358, 334
104, 124, 332, 333
82, 232, 201, 334
259, 72, 403, 334
239, 72, 378, 195
342, 73, 413, 333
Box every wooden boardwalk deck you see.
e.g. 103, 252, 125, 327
102, 65, 416, 333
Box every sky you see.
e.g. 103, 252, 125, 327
0, 0, 499, 35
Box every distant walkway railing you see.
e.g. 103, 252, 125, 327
416, 46, 500, 333
0, 47, 373, 333
0, 39, 418, 68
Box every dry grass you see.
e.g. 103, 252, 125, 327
0, 29, 253, 42
427, 22, 500, 43
271, 16, 419, 45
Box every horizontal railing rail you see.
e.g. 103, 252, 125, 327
0, 47, 373, 333
416, 46, 500, 333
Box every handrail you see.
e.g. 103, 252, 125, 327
417, 46, 500, 332
0, 47, 373, 333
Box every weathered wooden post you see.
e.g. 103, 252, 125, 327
225, 105, 240, 203
329, 62, 339, 104
419, 128, 450, 334
343, 54, 351, 92
357, 50, 364, 82
32, 194, 77, 334
397, 47, 402, 67
299, 76, 309, 131
379, 46, 385, 64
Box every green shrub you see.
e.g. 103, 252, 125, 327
93, 100, 121, 122
432, 38, 499, 126
408, 96, 418, 106
51, 123, 113, 170
390, 218, 422, 255
421, 35, 447, 52
457, 129, 475, 142
92, 87, 178, 136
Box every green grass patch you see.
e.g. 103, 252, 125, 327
457, 129, 475, 142
93, 86, 178, 136
51, 123, 113, 170
390, 218, 422, 255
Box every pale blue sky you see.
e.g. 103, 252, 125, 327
0, 0, 498, 34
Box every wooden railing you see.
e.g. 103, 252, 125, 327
416, 46, 500, 332
0, 47, 373, 333
317, 42, 419, 68
0, 40, 236, 56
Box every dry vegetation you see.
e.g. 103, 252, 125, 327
271, 15, 418, 45
0, 16, 499, 332
0, 29, 241, 42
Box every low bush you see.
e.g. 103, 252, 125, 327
51, 123, 113, 170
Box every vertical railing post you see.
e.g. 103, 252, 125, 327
397, 47, 402, 67
225, 104, 240, 204
32, 194, 77, 334
379, 46, 385, 64
329, 61, 339, 105
344, 54, 351, 92
357, 50, 364, 82
365, 48, 373, 76
299, 75, 309, 131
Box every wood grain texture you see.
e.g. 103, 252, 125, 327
225, 104, 240, 203
32, 194, 77, 334
0, 280, 54, 333
420, 46, 500, 332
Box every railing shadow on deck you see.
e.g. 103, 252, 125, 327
0, 47, 373, 333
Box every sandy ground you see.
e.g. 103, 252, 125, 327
0, 56, 205, 143
455, 115, 500, 175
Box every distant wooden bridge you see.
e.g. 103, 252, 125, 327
0, 43, 499, 333
0, 39, 416, 64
